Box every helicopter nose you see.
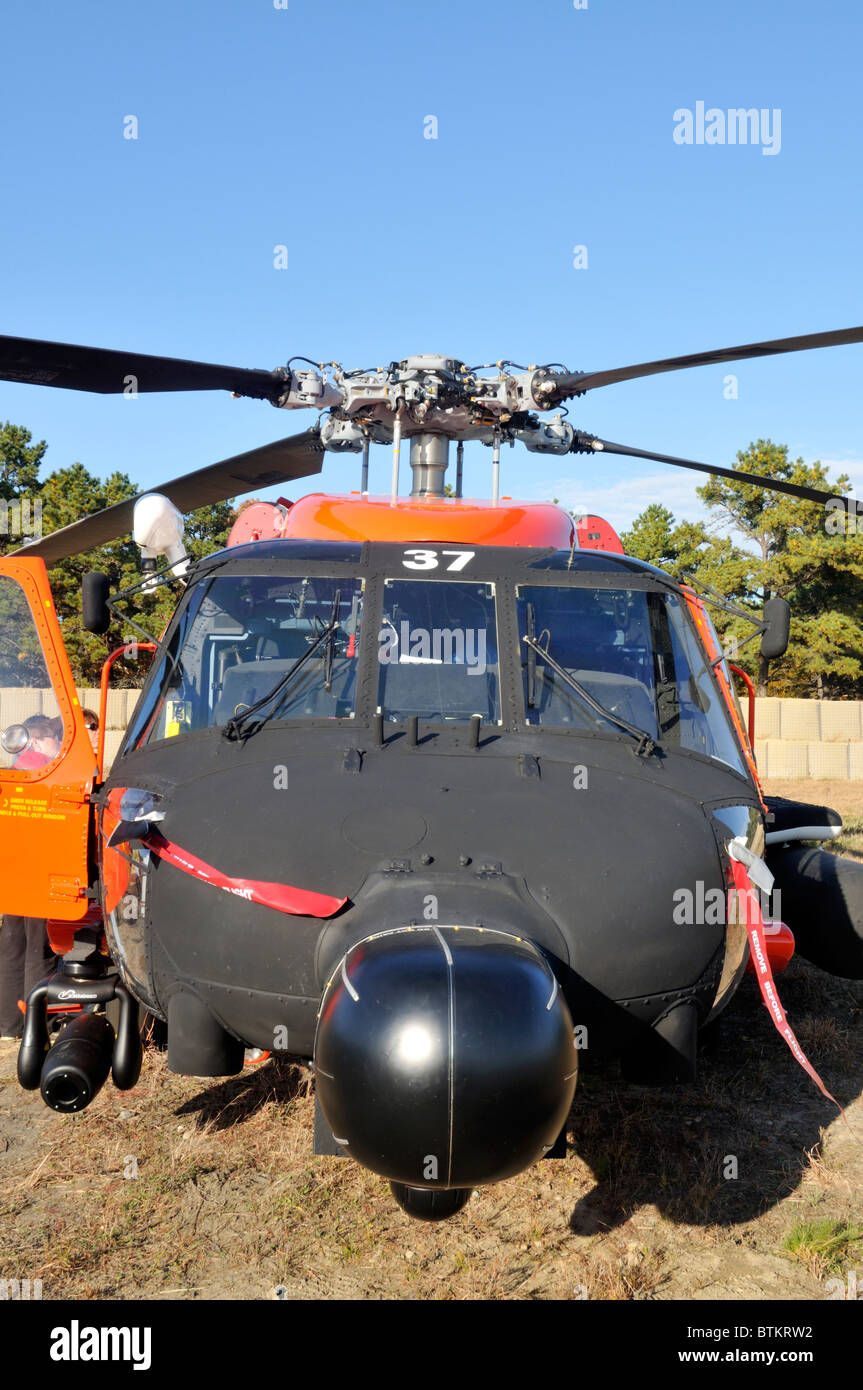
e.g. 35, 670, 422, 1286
314, 925, 577, 1196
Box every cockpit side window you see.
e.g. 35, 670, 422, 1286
660, 592, 745, 771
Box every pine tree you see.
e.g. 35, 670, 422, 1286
0, 420, 47, 556
696, 440, 863, 696
621, 442, 863, 697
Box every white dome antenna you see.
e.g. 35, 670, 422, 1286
133, 493, 188, 581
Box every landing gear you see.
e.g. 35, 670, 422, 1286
389, 1183, 473, 1221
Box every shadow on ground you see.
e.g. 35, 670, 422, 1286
563, 958, 862, 1234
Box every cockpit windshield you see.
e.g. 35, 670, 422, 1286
127, 574, 364, 745
377, 579, 500, 724
126, 562, 745, 775
515, 585, 745, 771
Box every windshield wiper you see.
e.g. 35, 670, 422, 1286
521, 631, 659, 757
223, 589, 342, 741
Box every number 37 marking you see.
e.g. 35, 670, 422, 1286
402, 548, 475, 571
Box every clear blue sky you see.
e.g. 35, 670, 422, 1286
1, 0, 861, 534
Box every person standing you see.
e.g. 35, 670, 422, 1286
0, 916, 56, 1038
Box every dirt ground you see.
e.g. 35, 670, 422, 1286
1, 779, 862, 1302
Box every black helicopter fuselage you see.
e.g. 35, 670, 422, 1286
4, 320, 860, 1210
96, 539, 762, 1188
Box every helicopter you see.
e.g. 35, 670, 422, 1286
0, 325, 861, 1222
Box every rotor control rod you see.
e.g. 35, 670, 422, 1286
491, 430, 501, 505
390, 410, 403, 505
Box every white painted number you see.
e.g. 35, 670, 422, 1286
441, 549, 475, 571
402, 549, 439, 570
402, 548, 475, 571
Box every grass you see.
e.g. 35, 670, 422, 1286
783, 1219, 863, 1277
832, 816, 863, 861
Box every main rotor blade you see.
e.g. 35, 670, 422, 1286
11, 428, 324, 565
549, 325, 863, 400
571, 432, 858, 507
0, 334, 286, 401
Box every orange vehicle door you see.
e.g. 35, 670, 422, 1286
0, 557, 97, 921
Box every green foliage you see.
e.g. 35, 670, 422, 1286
38, 464, 143, 684
0, 421, 47, 559
0, 425, 238, 685
784, 1218, 863, 1272
695, 440, 863, 695
620, 504, 746, 592
0, 420, 45, 501
181, 501, 236, 560
622, 441, 863, 697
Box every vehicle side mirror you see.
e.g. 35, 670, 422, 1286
82, 572, 111, 634
760, 597, 790, 660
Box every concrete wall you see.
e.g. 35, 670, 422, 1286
752, 698, 863, 779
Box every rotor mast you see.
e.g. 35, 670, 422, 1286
409, 434, 450, 497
